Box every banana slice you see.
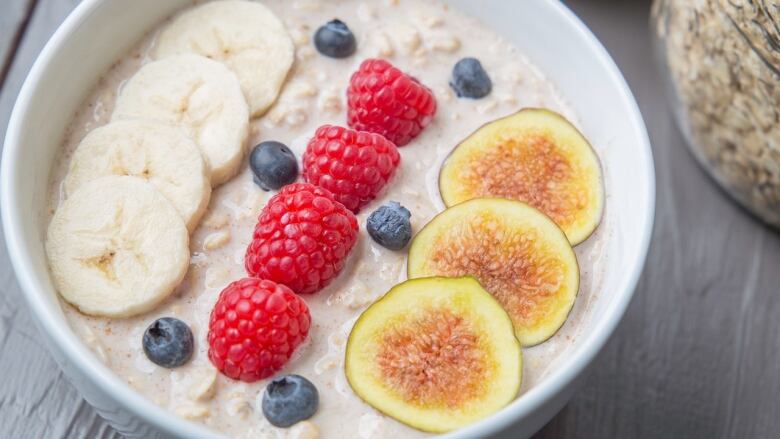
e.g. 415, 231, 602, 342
154, 0, 295, 117
64, 120, 211, 232
46, 176, 190, 318
112, 54, 249, 186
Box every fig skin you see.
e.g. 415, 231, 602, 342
408, 198, 580, 347
439, 108, 604, 246
345, 276, 522, 433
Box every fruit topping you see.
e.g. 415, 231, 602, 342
250, 141, 299, 191
45, 176, 190, 318
261, 374, 320, 428
65, 119, 211, 232
143, 317, 194, 368
439, 108, 604, 245
347, 59, 437, 146
154, 0, 294, 116
314, 19, 357, 59
112, 54, 249, 186
366, 202, 412, 250
207, 278, 311, 382
345, 277, 521, 433
449, 57, 492, 99
302, 125, 400, 213
245, 183, 359, 294
407, 198, 579, 346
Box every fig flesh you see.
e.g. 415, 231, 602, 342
439, 108, 604, 245
345, 277, 522, 433
408, 198, 579, 346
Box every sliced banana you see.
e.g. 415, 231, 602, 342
112, 54, 249, 186
64, 120, 211, 232
46, 176, 190, 318
154, 0, 295, 117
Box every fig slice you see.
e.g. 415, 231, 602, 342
408, 198, 579, 346
345, 277, 522, 433
439, 108, 604, 245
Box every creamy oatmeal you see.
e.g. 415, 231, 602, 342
46, 0, 609, 437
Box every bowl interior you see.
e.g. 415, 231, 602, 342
1, 0, 654, 438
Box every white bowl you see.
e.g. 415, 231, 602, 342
1, 0, 655, 437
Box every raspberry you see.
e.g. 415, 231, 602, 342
207, 278, 311, 382
347, 58, 437, 146
303, 125, 401, 213
245, 183, 359, 294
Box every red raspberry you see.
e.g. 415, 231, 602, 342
207, 278, 311, 382
245, 183, 359, 294
303, 125, 401, 213
347, 58, 437, 146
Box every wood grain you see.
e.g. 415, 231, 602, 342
0, 0, 36, 90
0, 1, 778, 438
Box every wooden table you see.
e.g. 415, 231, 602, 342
1, 1, 778, 437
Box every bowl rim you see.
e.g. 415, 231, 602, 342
0, 0, 655, 437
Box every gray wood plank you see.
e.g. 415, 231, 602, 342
0, 0, 35, 89
0, 0, 120, 437
537, 1, 780, 438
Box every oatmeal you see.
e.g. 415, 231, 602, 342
654, 0, 780, 225
46, 0, 610, 437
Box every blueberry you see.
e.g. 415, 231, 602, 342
449, 57, 493, 99
250, 141, 298, 191
314, 19, 357, 58
367, 202, 412, 251
142, 317, 193, 368
261, 375, 319, 428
